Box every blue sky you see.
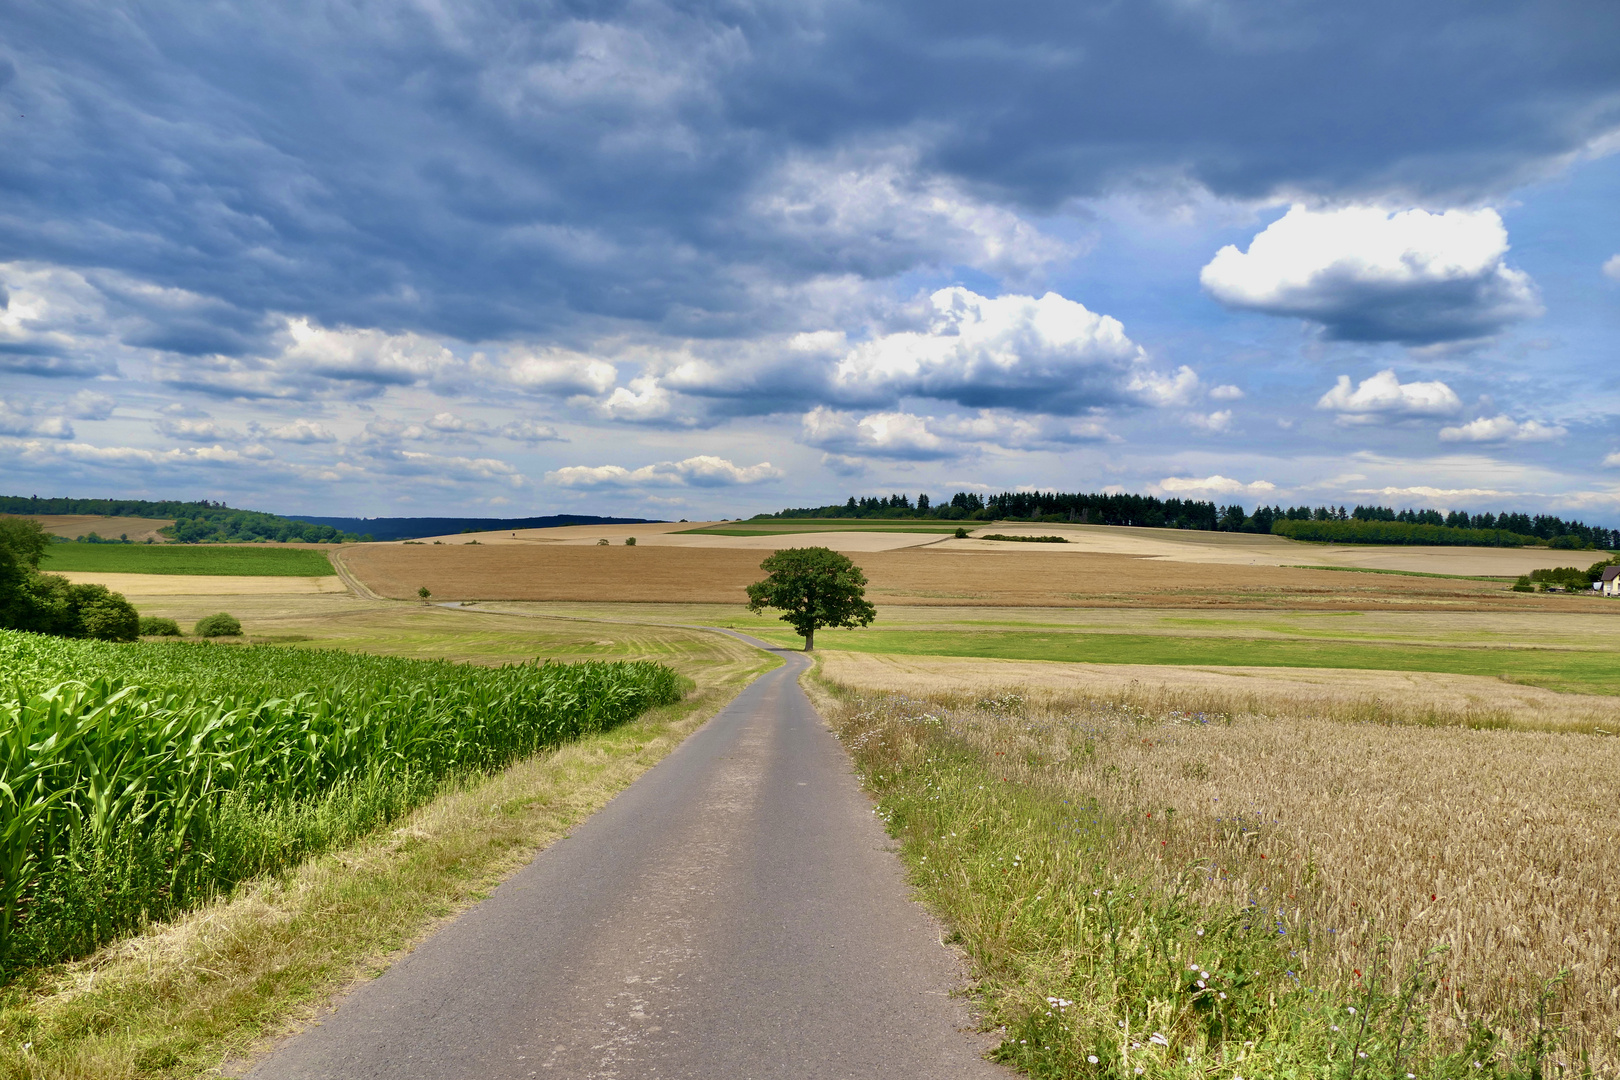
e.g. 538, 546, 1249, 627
1, 0, 1617, 522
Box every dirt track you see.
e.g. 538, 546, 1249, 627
338, 542, 1590, 611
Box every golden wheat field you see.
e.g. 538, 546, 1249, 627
821, 672, 1620, 1069
338, 542, 1587, 611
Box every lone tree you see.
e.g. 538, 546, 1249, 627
746, 546, 875, 650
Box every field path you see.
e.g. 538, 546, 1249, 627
244, 634, 1004, 1080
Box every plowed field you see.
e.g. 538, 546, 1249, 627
338, 543, 1591, 611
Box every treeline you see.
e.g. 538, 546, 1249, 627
760, 491, 1619, 550
0, 496, 365, 544
0, 518, 138, 640
1272, 519, 1540, 548
763, 490, 1223, 528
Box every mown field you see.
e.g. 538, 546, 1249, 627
676, 519, 962, 536
39, 543, 334, 576
0, 630, 681, 978
339, 543, 1591, 611
820, 674, 1620, 1077
755, 625, 1620, 695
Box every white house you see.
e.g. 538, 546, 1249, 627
1603, 566, 1620, 597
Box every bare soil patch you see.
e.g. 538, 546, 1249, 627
341, 542, 1598, 611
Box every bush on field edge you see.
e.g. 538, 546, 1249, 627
194, 612, 243, 637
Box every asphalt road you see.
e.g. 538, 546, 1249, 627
244, 634, 1006, 1080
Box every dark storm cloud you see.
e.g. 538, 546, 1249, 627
0, 0, 1614, 348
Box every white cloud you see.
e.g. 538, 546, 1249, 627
0, 400, 73, 439
1156, 475, 1277, 496
1201, 205, 1542, 344
424, 411, 491, 435
1351, 485, 1517, 500
1316, 369, 1461, 424
65, 391, 117, 420
1126, 365, 1201, 407
754, 150, 1073, 281
546, 455, 782, 489
498, 419, 565, 443
499, 348, 618, 397
1208, 384, 1245, 401
599, 375, 681, 423
1604, 255, 1620, 282
155, 417, 240, 442
259, 418, 339, 443
1438, 415, 1566, 443
801, 407, 952, 460
1186, 409, 1233, 433
829, 287, 1148, 413
1603, 452, 1620, 468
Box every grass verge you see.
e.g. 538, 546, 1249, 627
39, 544, 335, 577
0, 634, 775, 1080
1287, 566, 1517, 582
810, 671, 1608, 1078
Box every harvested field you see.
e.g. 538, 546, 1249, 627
1, 513, 173, 543
339, 541, 1603, 611
823, 679, 1620, 1071
56, 572, 347, 596
819, 651, 1620, 734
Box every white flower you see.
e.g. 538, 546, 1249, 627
1150, 1033, 1169, 1047
1089, 1056, 1099, 1064
1348, 1007, 1357, 1015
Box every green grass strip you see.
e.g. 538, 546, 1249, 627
1286, 565, 1517, 582
39, 544, 334, 576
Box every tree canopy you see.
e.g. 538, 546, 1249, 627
745, 547, 876, 651
0, 517, 137, 641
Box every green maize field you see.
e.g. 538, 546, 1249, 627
0, 629, 683, 978
38, 543, 335, 576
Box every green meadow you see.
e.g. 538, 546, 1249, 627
755, 625, 1620, 694
39, 543, 335, 576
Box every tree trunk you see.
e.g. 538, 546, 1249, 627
804, 627, 815, 651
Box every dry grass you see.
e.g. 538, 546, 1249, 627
339, 543, 1595, 611
820, 673, 1620, 1070
0, 629, 774, 1080
819, 652, 1620, 734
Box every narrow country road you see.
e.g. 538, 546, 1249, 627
244, 634, 1007, 1080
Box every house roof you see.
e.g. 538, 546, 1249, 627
1602, 566, 1620, 582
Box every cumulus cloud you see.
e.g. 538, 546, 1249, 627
1155, 475, 1277, 496
1605, 255, 1620, 282
256, 418, 339, 443
1209, 385, 1244, 401
1602, 452, 1620, 468
829, 288, 1147, 413
499, 350, 618, 398
498, 419, 565, 443
1186, 410, 1233, 434
802, 408, 951, 461
1352, 485, 1517, 500
65, 391, 117, 420
0, 400, 73, 439
546, 456, 782, 489
1316, 370, 1461, 424
156, 418, 241, 443
1438, 415, 1566, 443
1201, 206, 1542, 344
423, 412, 491, 435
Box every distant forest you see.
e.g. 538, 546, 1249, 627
287, 514, 660, 541
760, 491, 1620, 550
0, 496, 365, 544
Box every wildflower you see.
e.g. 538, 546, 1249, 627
1149, 1033, 1169, 1047
1347, 1007, 1357, 1015
1089, 1056, 1099, 1064
1196, 928, 1205, 936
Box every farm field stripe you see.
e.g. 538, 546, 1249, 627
39, 545, 336, 577
752, 628, 1620, 694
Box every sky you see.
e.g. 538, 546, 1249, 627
1, 0, 1618, 523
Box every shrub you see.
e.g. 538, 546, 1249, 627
625, 536, 636, 546
194, 612, 243, 637
138, 616, 181, 636
1512, 576, 1534, 592
954, 527, 969, 539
